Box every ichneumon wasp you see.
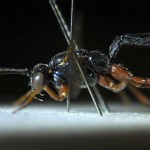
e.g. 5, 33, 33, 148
1, 0, 150, 115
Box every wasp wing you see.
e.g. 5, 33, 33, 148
66, 51, 83, 99
49, 0, 103, 114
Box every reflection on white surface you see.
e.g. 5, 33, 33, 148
0, 103, 150, 137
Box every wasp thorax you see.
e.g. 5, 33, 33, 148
31, 63, 49, 91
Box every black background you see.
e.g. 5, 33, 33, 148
0, 0, 150, 103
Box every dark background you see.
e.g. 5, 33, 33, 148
0, 0, 150, 103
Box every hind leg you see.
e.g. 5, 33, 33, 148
98, 75, 127, 93
110, 63, 150, 106
109, 33, 150, 65
111, 63, 150, 88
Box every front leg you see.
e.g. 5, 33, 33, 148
44, 85, 69, 101
109, 33, 150, 64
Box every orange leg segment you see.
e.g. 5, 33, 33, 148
111, 63, 150, 88
44, 85, 69, 101
13, 90, 33, 106
13, 91, 38, 114
117, 90, 133, 105
98, 75, 127, 93
128, 85, 150, 106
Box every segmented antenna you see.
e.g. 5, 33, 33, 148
70, 0, 74, 39
0, 68, 29, 76
49, 0, 70, 45
49, 0, 78, 48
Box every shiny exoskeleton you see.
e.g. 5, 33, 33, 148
30, 33, 150, 104
49, 49, 109, 88
2, 34, 150, 113
30, 49, 110, 102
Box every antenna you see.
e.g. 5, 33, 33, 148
70, 0, 74, 40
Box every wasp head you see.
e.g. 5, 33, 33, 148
30, 63, 51, 92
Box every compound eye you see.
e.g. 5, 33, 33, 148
32, 72, 45, 91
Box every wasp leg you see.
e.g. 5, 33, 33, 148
13, 91, 38, 114
98, 75, 127, 93
111, 63, 150, 105
117, 90, 133, 105
92, 85, 109, 113
67, 95, 70, 112
109, 33, 150, 64
44, 85, 69, 101
13, 90, 33, 106
128, 85, 150, 106
111, 63, 150, 88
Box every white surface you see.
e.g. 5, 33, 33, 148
0, 103, 150, 137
